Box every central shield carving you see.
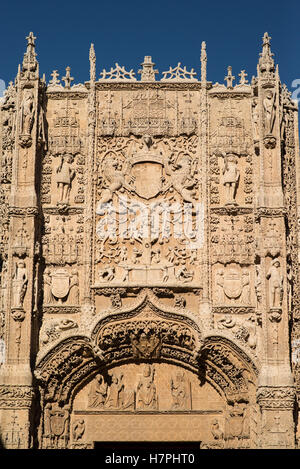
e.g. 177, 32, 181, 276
223, 266, 243, 299
131, 161, 163, 199
51, 268, 70, 299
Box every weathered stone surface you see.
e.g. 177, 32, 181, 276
0, 32, 299, 449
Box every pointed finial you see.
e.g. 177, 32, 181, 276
89, 43, 96, 82
21, 32, 38, 78
201, 41, 207, 83
258, 32, 275, 77
26, 32, 36, 52
62, 66, 74, 89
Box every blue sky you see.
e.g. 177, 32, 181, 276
0, 0, 299, 93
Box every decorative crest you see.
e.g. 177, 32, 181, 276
99, 63, 136, 81
138, 56, 158, 82
161, 63, 197, 81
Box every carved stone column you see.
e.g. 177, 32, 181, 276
257, 386, 295, 448
0, 33, 42, 448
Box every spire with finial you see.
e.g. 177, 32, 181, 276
89, 43, 96, 82
258, 32, 275, 78
201, 41, 207, 83
21, 32, 38, 79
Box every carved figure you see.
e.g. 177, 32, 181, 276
99, 266, 115, 282
12, 260, 28, 308
176, 266, 194, 283
72, 419, 85, 441
136, 365, 157, 410
43, 268, 54, 304
68, 269, 79, 304
56, 154, 75, 204
263, 90, 276, 134
222, 154, 240, 204
170, 371, 190, 410
88, 374, 108, 408
105, 373, 124, 409
266, 259, 284, 308
164, 152, 197, 205
19, 89, 34, 135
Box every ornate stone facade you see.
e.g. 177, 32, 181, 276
0, 32, 299, 449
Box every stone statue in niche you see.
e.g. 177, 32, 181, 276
19, 89, 34, 136
56, 154, 76, 204
216, 269, 225, 303
266, 258, 283, 308
68, 269, 79, 304
263, 89, 276, 135
222, 153, 240, 204
251, 98, 259, 142
136, 364, 158, 410
43, 268, 54, 304
241, 268, 251, 305
170, 371, 191, 410
12, 260, 28, 308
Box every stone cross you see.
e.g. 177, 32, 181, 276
238, 70, 248, 85
225, 66, 235, 89
49, 70, 60, 86
26, 32, 36, 53
62, 66, 74, 89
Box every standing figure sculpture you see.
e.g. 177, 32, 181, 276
12, 260, 28, 308
266, 259, 283, 308
19, 89, 34, 136
56, 154, 76, 204
222, 153, 240, 204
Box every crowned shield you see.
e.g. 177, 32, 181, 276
223, 266, 243, 300
50, 410, 67, 436
131, 161, 163, 199
51, 268, 70, 299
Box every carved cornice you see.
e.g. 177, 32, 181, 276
8, 206, 39, 217
212, 306, 256, 315
210, 206, 253, 216
0, 385, 34, 409
42, 306, 81, 315
254, 207, 287, 221
256, 386, 295, 409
